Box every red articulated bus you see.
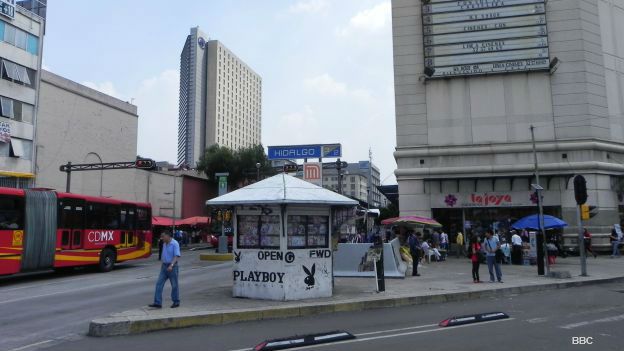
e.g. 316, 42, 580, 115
0, 187, 152, 276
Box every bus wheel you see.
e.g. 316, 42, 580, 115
99, 248, 116, 272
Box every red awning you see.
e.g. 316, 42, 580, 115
152, 216, 174, 226
177, 216, 210, 226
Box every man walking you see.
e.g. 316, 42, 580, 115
484, 230, 503, 283
149, 231, 181, 308
610, 225, 620, 258
455, 232, 464, 258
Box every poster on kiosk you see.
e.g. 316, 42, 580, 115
206, 174, 357, 301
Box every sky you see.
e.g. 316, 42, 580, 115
42, 0, 397, 184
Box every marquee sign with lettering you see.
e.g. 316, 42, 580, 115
422, 0, 550, 78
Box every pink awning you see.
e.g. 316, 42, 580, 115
381, 216, 442, 227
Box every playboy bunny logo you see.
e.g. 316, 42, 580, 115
234, 251, 241, 263
302, 263, 316, 289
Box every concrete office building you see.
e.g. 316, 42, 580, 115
0, 3, 43, 188
36, 70, 139, 196
35, 71, 213, 219
322, 162, 386, 208
178, 27, 262, 167
392, 0, 624, 249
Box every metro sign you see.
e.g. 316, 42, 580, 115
303, 163, 322, 186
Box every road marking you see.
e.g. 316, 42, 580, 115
227, 318, 514, 351
0, 262, 231, 304
7, 339, 54, 351
354, 323, 438, 336
526, 317, 548, 324
560, 314, 624, 329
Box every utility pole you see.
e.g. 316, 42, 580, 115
530, 125, 549, 276
366, 148, 372, 235
336, 158, 343, 195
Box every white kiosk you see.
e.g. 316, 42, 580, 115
206, 174, 358, 301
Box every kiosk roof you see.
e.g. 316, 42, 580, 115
206, 173, 359, 206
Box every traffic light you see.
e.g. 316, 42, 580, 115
573, 175, 587, 205
581, 204, 589, 220
135, 158, 155, 170
580, 205, 598, 220
589, 206, 598, 219
283, 164, 298, 173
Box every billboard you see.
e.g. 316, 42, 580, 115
422, 0, 550, 79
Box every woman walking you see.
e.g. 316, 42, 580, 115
583, 228, 598, 258
470, 235, 482, 283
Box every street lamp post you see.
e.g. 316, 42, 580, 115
164, 176, 177, 237
530, 125, 549, 277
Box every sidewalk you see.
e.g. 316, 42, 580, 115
89, 256, 624, 336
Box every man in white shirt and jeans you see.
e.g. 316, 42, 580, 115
484, 229, 503, 283
511, 230, 523, 265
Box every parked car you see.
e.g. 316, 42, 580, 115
209, 233, 233, 251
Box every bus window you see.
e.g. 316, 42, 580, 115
120, 205, 136, 230
0, 196, 24, 230
136, 207, 151, 230
104, 205, 120, 230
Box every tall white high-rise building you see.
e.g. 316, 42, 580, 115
178, 27, 262, 167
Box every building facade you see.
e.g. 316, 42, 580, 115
35, 70, 214, 218
178, 27, 262, 167
36, 70, 138, 196
0, 3, 43, 188
322, 162, 386, 208
392, 0, 624, 249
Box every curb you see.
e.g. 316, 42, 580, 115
88, 275, 624, 337
199, 253, 233, 261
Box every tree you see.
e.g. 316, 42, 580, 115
196, 144, 275, 188
379, 203, 399, 223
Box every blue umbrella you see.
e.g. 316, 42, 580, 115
511, 214, 567, 230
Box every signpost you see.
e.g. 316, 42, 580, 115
268, 144, 341, 160
422, 0, 550, 78
215, 172, 230, 254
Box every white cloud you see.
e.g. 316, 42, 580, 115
303, 73, 372, 99
288, 0, 329, 14
337, 2, 391, 37
134, 69, 179, 163
81, 81, 123, 100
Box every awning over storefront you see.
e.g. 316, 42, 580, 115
152, 216, 174, 226
176, 216, 210, 226
152, 216, 210, 227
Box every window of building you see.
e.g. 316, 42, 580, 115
0, 21, 39, 55
0, 96, 13, 118
1, 59, 34, 87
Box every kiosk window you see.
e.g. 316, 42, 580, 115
287, 215, 329, 249
237, 215, 280, 249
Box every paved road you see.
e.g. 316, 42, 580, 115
0, 250, 229, 351
43, 281, 624, 351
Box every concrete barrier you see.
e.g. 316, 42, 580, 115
333, 239, 407, 278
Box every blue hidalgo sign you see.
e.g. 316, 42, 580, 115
268, 144, 341, 160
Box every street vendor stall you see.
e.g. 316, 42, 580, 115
206, 173, 357, 301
